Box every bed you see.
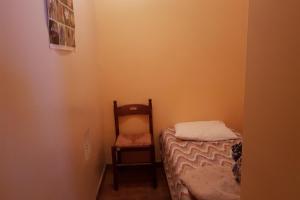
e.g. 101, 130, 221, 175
160, 128, 242, 200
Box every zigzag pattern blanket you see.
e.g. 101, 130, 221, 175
160, 128, 241, 200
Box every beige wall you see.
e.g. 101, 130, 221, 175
0, 1, 104, 200
242, 0, 300, 199
94, 0, 248, 162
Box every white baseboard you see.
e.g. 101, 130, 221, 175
96, 164, 106, 199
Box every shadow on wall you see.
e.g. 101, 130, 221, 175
0, 57, 81, 199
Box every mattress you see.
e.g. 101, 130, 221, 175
160, 128, 242, 200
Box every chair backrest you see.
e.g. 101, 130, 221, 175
113, 99, 153, 137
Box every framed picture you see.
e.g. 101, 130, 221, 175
47, 0, 75, 50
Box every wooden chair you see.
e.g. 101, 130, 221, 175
111, 99, 157, 190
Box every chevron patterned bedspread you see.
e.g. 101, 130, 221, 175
160, 128, 242, 200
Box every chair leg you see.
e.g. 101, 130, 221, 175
111, 146, 119, 190
151, 147, 157, 188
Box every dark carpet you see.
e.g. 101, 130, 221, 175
97, 166, 171, 200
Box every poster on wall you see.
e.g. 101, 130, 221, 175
47, 0, 76, 50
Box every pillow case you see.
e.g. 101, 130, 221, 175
174, 121, 238, 141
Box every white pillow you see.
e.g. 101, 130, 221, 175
174, 121, 238, 141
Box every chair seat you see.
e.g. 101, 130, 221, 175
115, 133, 152, 147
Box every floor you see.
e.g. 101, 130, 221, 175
97, 166, 171, 200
